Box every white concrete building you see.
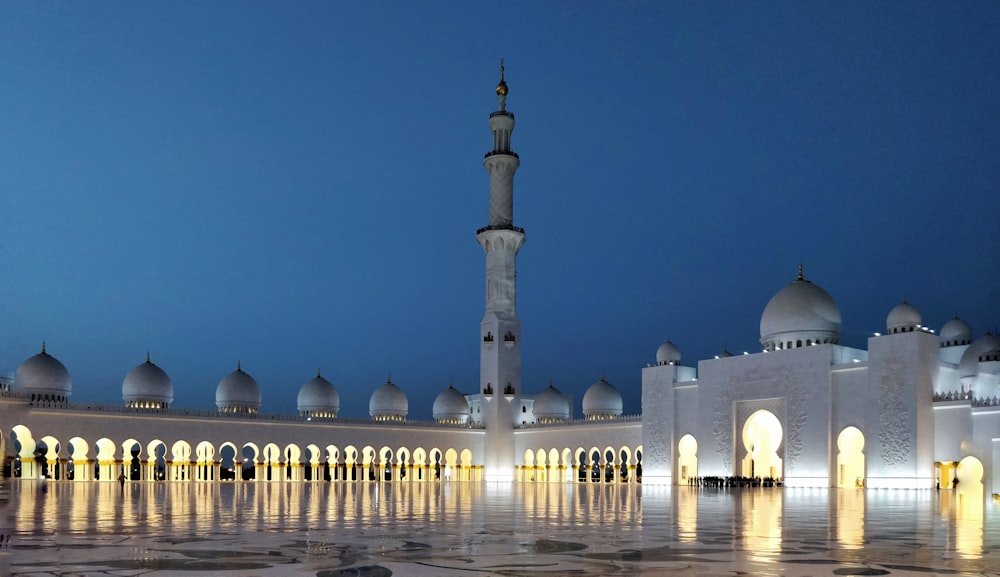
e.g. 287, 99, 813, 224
0, 67, 994, 505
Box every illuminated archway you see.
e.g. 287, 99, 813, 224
40, 435, 61, 480
397, 447, 412, 481
547, 448, 559, 483
460, 448, 473, 481
741, 410, 783, 479
956, 456, 984, 520
219, 443, 237, 481
284, 444, 303, 481
361, 446, 376, 481
241, 443, 260, 481
261, 443, 281, 481
678, 434, 698, 485
836, 426, 865, 488
122, 439, 142, 480
67, 436, 91, 481
380, 446, 394, 481
11, 426, 37, 479
412, 447, 427, 481
95, 438, 117, 482
147, 440, 167, 481
196, 441, 216, 481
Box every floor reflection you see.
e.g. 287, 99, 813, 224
1, 481, 998, 576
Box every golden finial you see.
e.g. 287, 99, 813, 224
496, 59, 508, 96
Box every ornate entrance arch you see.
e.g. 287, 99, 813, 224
836, 426, 865, 487
678, 434, 697, 484
741, 410, 782, 479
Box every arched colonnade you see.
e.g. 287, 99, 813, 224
4, 425, 480, 483
519, 445, 644, 483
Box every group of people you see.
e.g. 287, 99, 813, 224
686, 475, 782, 488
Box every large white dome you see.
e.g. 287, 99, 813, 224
297, 370, 339, 417
940, 316, 973, 346
886, 300, 921, 334
122, 354, 173, 408
15, 344, 71, 401
432, 384, 469, 423
760, 266, 841, 351
533, 383, 570, 423
582, 375, 623, 419
370, 376, 408, 421
215, 363, 261, 413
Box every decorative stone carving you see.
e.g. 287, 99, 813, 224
878, 350, 909, 470
643, 379, 669, 473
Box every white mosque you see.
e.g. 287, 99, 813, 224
0, 67, 996, 503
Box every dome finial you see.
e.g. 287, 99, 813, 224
237, 359, 242, 372
600, 370, 605, 381
146, 351, 151, 364
317, 367, 322, 378
41, 341, 46, 354
496, 58, 508, 110
796, 263, 804, 282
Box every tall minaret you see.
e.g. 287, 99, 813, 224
477, 60, 524, 481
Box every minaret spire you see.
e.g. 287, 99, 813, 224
496, 59, 508, 111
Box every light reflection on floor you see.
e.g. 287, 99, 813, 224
0, 480, 997, 576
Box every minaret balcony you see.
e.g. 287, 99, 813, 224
476, 223, 525, 235
489, 110, 515, 119
484, 150, 519, 159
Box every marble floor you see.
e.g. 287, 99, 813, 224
0, 480, 996, 576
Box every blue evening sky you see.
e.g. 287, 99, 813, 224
2, 2, 998, 419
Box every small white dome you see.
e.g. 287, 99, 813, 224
886, 300, 921, 334
582, 375, 623, 419
940, 316, 973, 345
122, 354, 173, 408
760, 266, 841, 351
297, 370, 339, 417
215, 363, 261, 413
960, 333, 1000, 380
655, 340, 681, 365
432, 384, 469, 423
533, 383, 570, 422
15, 344, 71, 401
369, 376, 408, 421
